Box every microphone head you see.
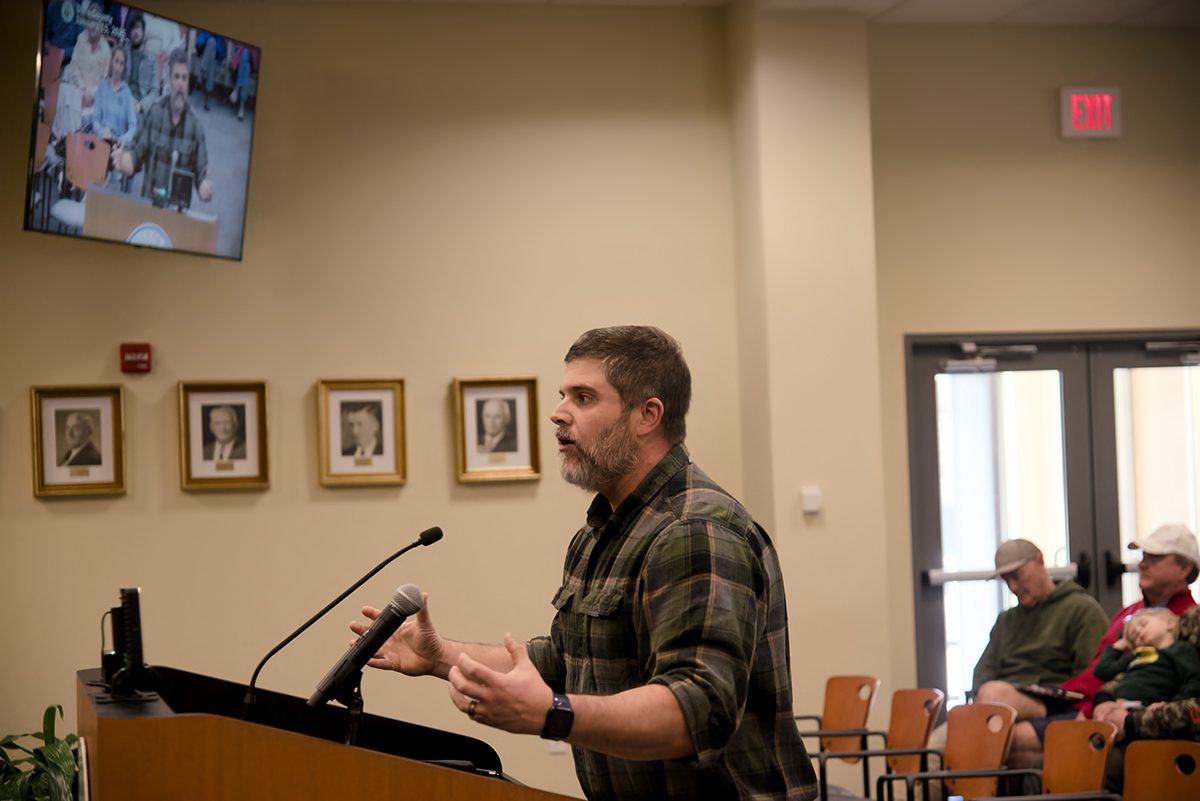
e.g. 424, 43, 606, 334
418, 527, 443, 546
388, 584, 423, 616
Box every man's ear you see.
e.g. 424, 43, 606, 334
636, 398, 665, 436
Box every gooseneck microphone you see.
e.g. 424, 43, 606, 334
242, 526, 443, 715
307, 584, 423, 708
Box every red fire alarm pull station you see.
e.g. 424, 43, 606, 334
120, 343, 152, 373
1061, 87, 1121, 139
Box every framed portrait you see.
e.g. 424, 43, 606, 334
30, 385, 126, 497
317, 379, 406, 487
453, 376, 540, 483
178, 381, 269, 491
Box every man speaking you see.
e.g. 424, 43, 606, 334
352, 326, 816, 800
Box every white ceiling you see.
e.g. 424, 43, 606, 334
262, 0, 1200, 26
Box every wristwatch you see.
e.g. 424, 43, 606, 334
540, 692, 574, 740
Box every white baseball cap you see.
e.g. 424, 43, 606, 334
1128, 523, 1200, 566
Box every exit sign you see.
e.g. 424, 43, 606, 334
1061, 87, 1121, 139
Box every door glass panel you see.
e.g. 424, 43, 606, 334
1113, 365, 1200, 605
935, 369, 1070, 706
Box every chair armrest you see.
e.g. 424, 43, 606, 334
876, 767, 1041, 801
815, 745, 941, 801
816, 746, 942, 767
820, 743, 940, 777
798, 727, 886, 737
823, 746, 941, 759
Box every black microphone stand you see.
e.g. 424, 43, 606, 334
332, 669, 365, 746
242, 527, 442, 719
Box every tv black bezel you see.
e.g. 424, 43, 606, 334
23, 0, 262, 261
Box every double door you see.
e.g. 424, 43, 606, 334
906, 331, 1200, 704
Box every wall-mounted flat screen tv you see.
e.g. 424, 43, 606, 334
24, 1, 261, 260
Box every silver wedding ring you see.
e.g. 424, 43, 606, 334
467, 698, 478, 719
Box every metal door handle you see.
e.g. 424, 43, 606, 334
1104, 550, 1125, 587
1075, 551, 1091, 589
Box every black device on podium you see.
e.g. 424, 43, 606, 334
98, 587, 156, 702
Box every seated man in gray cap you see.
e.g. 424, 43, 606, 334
971, 539, 1108, 720
926, 538, 1108, 772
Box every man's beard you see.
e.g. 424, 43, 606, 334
558, 417, 637, 494
172, 91, 186, 115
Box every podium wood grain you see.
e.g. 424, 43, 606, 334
78, 672, 578, 801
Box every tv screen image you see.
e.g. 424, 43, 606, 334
25, 1, 260, 260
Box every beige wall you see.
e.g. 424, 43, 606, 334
4, 1, 1200, 798
872, 24, 1200, 695
731, 15, 892, 790
732, 0, 892, 710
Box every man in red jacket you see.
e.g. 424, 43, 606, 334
1006, 523, 1198, 767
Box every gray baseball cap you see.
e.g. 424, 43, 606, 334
993, 539, 1042, 577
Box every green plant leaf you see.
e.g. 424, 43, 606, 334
1, 706, 77, 801
40, 743, 73, 782
40, 708, 62, 746
29, 770, 50, 799
11, 771, 33, 799
46, 769, 72, 801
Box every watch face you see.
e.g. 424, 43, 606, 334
542, 693, 574, 740
544, 709, 572, 739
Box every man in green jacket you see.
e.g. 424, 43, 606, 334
972, 539, 1109, 721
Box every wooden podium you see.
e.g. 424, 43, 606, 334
81, 186, 219, 255
77, 667, 578, 801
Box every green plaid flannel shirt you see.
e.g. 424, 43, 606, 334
127, 96, 208, 203
527, 445, 817, 800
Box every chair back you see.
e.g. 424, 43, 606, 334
942, 701, 1016, 800
1121, 739, 1200, 801
821, 675, 881, 762
1040, 719, 1116, 794
885, 688, 945, 775
65, 132, 111, 192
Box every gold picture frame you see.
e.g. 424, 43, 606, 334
31, 385, 126, 498
178, 381, 269, 491
317, 379, 407, 487
453, 376, 540, 483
